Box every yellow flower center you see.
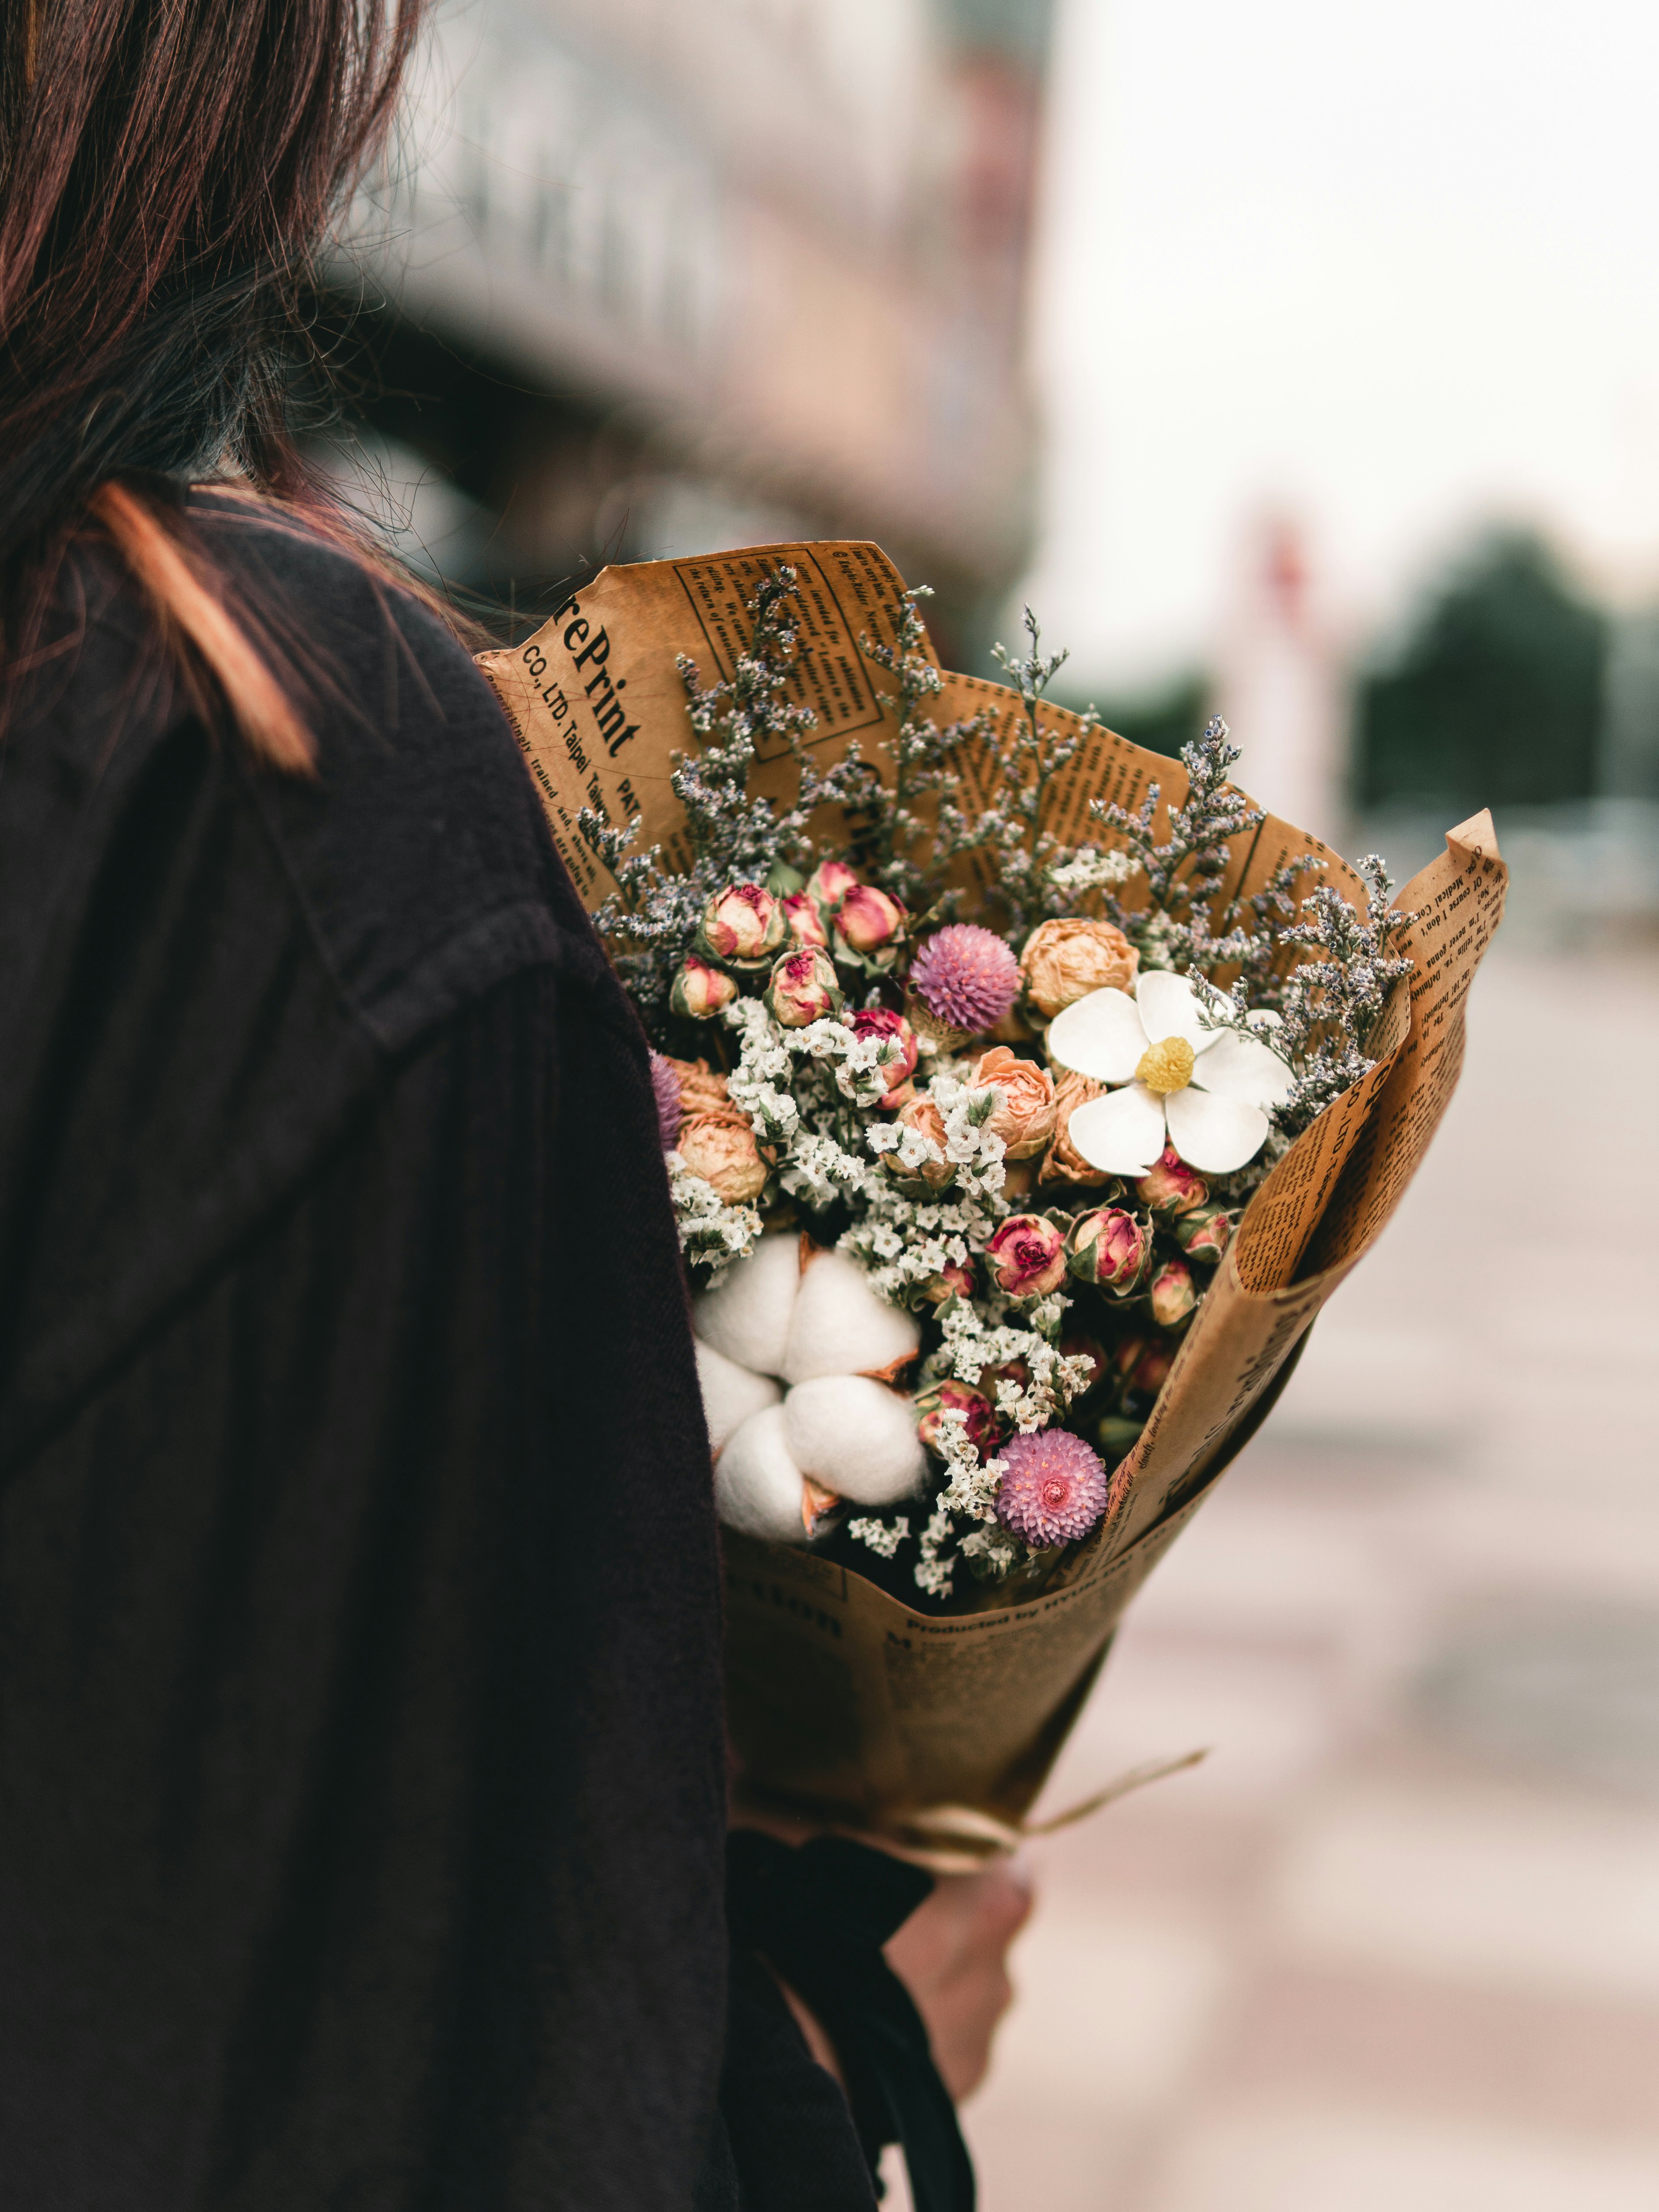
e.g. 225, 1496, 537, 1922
1136, 1035, 1195, 1095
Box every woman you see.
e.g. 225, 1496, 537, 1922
0, 3, 1024, 2205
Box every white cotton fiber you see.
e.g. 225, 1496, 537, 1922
714, 1405, 812, 1544
695, 1339, 783, 1456
780, 1251, 920, 1385
782, 1376, 927, 1507
692, 1233, 802, 1377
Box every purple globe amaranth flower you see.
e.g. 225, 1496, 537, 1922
994, 1429, 1109, 1548
648, 1051, 682, 1149
908, 925, 1020, 1039
1149, 1259, 1198, 1329
1065, 1206, 1153, 1293
765, 945, 842, 1028
915, 1380, 1001, 1457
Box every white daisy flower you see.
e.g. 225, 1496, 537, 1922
1046, 970, 1293, 1177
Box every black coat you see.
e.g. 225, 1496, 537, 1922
0, 495, 877, 2210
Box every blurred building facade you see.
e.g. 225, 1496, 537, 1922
328, 0, 1055, 653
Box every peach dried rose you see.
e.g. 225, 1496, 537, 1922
969, 1045, 1057, 1160
678, 1111, 769, 1202
662, 1056, 731, 1119
1042, 1067, 1116, 1188
883, 1094, 954, 1190
1019, 917, 1139, 1019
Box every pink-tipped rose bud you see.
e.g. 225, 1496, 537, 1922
969, 1045, 1058, 1160
915, 1380, 1001, 1457
699, 882, 786, 968
1115, 1335, 1174, 1399
849, 1007, 919, 1104
671, 954, 739, 1020
1135, 1145, 1210, 1217
920, 1258, 977, 1307
1065, 1206, 1153, 1294
806, 859, 861, 915
1174, 1205, 1234, 1265
782, 890, 829, 948
884, 1094, 954, 1189
834, 883, 908, 968
985, 1213, 1068, 1300
677, 1111, 769, 1202
1149, 1259, 1198, 1329
765, 945, 842, 1028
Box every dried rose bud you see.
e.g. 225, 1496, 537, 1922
915, 1379, 1001, 1457
677, 1111, 769, 1202
1174, 1204, 1234, 1265
1019, 917, 1139, 1018
919, 1258, 977, 1307
1135, 1144, 1210, 1217
849, 1007, 919, 1104
969, 1045, 1058, 1160
1065, 1206, 1153, 1294
765, 945, 842, 1028
782, 890, 829, 948
806, 859, 861, 916
985, 1213, 1068, 1300
883, 1094, 954, 1189
671, 954, 739, 1020
834, 883, 908, 968
1115, 1335, 1174, 1399
699, 882, 787, 968
1149, 1259, 1198, 1329
978, 1355, 1031, 1400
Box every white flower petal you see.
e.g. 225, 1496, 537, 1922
1134, 970, 1213, 1052
1045, 987, 1149, 1083
1190, 1028, 1296, 1111
1164, 1086, 1270, 1174
1065, 1083, 1168, 1176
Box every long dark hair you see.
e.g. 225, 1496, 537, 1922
0, 0, 426, 769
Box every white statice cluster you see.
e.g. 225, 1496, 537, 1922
1046, 847, 1136, 896
846, 1074, 1008, 1305
666, 1153, 764, 1280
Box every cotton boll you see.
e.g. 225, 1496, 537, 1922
781, 1251, 920, 1385
714, 1405, 812, 1544
782, 1376, 927, 1507
692, 1233, 802, 1377
695, 1339, 782, 1456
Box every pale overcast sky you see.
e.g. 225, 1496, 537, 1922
1017, 0, 1659, 694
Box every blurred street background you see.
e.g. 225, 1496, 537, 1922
330, 1, 1659, 2201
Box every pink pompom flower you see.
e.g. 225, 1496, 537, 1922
993, 1429, 1109, 1548
909, 925, 1020, 1038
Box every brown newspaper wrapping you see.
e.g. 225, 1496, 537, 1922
478, 542, 1507, 1859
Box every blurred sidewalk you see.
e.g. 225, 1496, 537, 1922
957, 945, 1659, 2211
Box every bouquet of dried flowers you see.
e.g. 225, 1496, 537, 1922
580, 569, 1413, 1610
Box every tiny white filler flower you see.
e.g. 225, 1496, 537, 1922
1047, 971, 1293, 1176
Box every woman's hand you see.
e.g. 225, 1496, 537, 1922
882, 1857, 1033, 2100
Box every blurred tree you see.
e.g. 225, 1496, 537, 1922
1356, 532, 1607, 811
